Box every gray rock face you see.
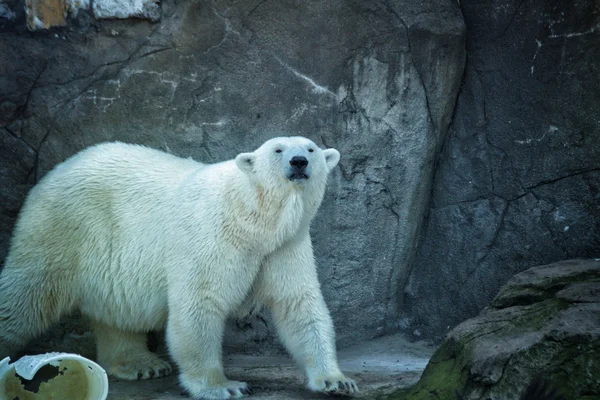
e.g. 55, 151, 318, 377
0, 130, 35, 262
389, 259, 600, 400
405, 0, 600, 340
0, 0, 465, 350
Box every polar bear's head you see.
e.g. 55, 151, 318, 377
235, 136, 340, 188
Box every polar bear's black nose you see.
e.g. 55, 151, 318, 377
290, 156, 308, 170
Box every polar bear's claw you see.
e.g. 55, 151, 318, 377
313, 375, 359, 396
186, 380, 251, 399
107, 353, 173, 380
230, 386, 252, 395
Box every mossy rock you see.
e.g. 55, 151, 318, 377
385, 259, 600, 400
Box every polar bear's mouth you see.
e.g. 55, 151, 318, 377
289, 173, 309, 181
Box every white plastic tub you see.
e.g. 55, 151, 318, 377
0, 353, 108, 400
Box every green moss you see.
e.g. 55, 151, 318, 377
384, 339, 468, 400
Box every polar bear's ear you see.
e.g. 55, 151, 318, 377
235, 152, 256, 173
323, 148, 340, 171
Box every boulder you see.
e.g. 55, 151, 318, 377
388, 259, 600, 400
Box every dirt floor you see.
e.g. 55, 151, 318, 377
108, 334, 434, 399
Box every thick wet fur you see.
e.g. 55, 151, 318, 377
0, 137, 356, 399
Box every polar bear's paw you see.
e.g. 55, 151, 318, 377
106, 351, 173, 380
308, 373, 359, 396
185, 380, 252, 399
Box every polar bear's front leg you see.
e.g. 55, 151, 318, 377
258, 235, 358, 395
167, 269, 252, 400
270, 292, 358, 395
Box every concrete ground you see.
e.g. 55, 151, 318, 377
108, 334, 434, 399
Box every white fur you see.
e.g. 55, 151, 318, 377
0, 136, 357, 399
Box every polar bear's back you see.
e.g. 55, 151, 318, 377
16, 142, 201, 240
46, 142, 200, 198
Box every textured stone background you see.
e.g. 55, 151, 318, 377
0, 0, 598, 352
405, 0, 600, 340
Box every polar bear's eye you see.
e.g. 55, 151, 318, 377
308, 148, 314, 153
275, 149, 282, 153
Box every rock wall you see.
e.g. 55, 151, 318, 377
0, 0, 465, 349
405, 1, 600, 339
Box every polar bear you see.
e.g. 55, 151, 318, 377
0, 136, 357, 398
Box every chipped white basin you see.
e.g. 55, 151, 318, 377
0, 353, 108, 400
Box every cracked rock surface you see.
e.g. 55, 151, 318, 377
388, 259, 600, 400
405, 0, 600, 340
0, 0, 465, 351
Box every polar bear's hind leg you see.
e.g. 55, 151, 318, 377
92, 320, 172, 380
0, 262, 74, 358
